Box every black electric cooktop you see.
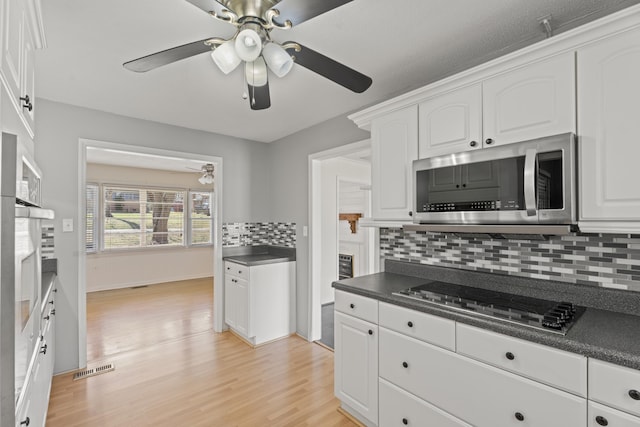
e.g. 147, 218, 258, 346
393, 281, 584, 335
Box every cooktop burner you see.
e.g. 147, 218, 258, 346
393, 281, 584, 335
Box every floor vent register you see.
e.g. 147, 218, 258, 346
72, 363, 115, 381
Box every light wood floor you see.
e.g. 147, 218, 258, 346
86, 277, 214, 361
47, 278, 355, 426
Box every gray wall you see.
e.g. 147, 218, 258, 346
35, 99, 271, 373
268, 115, 369, 336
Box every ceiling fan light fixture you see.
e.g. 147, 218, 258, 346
211, 39, 241, 74
198, 174, 214, 185
234, 23, 264, 62
245, 57, 269, 87
262, 42, 293, 77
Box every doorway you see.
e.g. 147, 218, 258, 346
77, 139, 224, 367
308, 140, 376, 346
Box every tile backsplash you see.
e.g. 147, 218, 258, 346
222, 222, 296, 248
380, 228, 640, 292
41, 224, 55, 259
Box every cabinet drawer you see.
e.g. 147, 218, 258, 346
335, 290, 378, 323
225, 261, 248, 278
379, 302, 455, 350
590, 359, 640, 417
380, 378, 472, 427
589, 400, 640, 427
380, 327, 586, 427
456, 323, 587, 396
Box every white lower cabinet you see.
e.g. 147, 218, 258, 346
334, 310, 378, 426
334, 293, 640, 427
224, 261, 294, 346
456, 323, 587, 396
380, 327, 586, 427
589, 359, 640, 419
379, 378, 471, 427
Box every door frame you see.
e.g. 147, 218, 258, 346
307, 139, 372, 342
77, 138, 224, 367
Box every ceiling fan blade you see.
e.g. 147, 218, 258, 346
272, 0, 353, 27
248, 82, 271, 110
184, 0, 234, 18
285, 42, 372, 93
123, 38, 214, 72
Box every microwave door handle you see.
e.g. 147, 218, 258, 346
524, 148, 538, 217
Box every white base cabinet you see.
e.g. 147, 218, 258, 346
334, 291, 378, 426
380, 327, 586, 427
224, 261, 294, 346
335, 294, 640, 427
15, 277, 56, 427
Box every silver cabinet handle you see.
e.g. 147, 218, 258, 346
524, 148, 538, 217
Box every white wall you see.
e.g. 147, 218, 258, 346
86, 163, 214, 292
320, 159, 370, 304
35, 99, 271, 374
268, 115, 370, 337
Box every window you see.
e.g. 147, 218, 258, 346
86, 183, 99, 252
86, 184, 214, 252
103, 186, 185, 250
189, 191, 213, 245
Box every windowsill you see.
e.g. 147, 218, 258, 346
87, 244, 213, 256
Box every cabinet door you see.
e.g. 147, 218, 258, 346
334, 311, 378, 425
371, 105, 418, 220
483, 52, 575, 146
224, 275, 236, 328
578, 27, 640, 222
1, 0, 24, 100
21, 18, 35, 133
418, 84, 482, 158
234, 277, 249, 337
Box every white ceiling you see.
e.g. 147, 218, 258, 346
36, 0, 640, 143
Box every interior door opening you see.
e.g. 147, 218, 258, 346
78, 140, 223, 366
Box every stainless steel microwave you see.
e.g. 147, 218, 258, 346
413, 133, 577, 226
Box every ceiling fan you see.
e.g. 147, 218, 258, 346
186, 163, 215, 184
123, 0, 373, 110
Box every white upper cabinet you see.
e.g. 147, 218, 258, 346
483, 52, 576, 147
1, 0, 23, 100
371, 105, 418, 221
578, 26, 640, 231
0, 0, 43, 138
418, 52, 576, 159
418, 84, 482, 158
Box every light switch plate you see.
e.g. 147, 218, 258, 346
302, 226, 308, 237
62, 218, 74, 232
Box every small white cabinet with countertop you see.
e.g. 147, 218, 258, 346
224, 260, 295, 346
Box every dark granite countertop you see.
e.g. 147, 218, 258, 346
223, 245, 296, 266
333, 260, 640, 371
